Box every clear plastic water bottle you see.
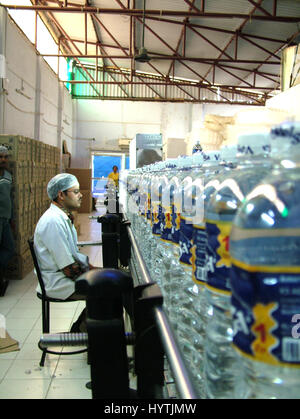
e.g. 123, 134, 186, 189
147, 162, 167, 285
151, 160, 179, 306
171, 151, 222, 397
230, 121, 300, 399
134, 162, 154, 273
204, 132, 272, 398
189, 146, 238, 397
162, 156, 195, 329
126, 167, 142, 233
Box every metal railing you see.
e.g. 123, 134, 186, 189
126, 223, 199, 399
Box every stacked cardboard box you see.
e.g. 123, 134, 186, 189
0, 135, 60, 279
66, 168, 92, 214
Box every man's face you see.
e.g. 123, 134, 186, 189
0, 153, 8, 171
61, 184, 83, 210
113, 166, 118, 173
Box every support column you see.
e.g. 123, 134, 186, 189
57, 81, 63, 171
0, 8, 7, 133
34, 55, 42, 141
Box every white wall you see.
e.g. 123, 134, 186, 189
0, 11, 73, 156
72, 99, 263, 167
266, 84, 300, 120
72, 100, 200, 168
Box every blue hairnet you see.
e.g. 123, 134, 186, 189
47, 173, 79, 200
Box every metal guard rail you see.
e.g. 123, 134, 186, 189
126, 223, 199, 399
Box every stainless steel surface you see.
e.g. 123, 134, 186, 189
155, 307, 198, 400
127, 226, 152, 285
126, 221, 199, 399
39, 333, 88, 348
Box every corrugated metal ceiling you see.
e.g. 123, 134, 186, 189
3, 0, 300, 104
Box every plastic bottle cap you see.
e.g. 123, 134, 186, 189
237, 132, 271, 157
220, 145, 238, 162
270, 121, 300, 158
202, 150, 221, 162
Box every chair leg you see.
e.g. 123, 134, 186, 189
40, 350, 47, 367
42, 301, 47, 333
40, 301, 50, 367
45, 301, 50, 333
42, 301, 50, 333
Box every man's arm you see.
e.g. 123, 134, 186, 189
37, 217, 75, 270
62, 261, 87, 280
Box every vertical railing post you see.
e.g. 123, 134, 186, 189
75, 268, 133, 399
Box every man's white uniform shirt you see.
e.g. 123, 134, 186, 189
34, 203, 89, 299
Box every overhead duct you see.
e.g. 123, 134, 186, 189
134, 0, 151, 63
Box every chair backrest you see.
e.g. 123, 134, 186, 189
28, 236, 47, 298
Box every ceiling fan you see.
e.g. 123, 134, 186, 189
134, 0, 151, 63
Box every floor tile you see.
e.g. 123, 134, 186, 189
33, 317, 73, 332
5, 359, 58, 380
3, 329, 30, 346
24, 328, 46, 344
6, 308, 41, 320
54, 359, 91, 380
12, 299, 41, 309
0, 378, 51, 399
0, 297, 19, 309
46, 378, 91, 399
0, 350, 19, 361
60, 346, 88, 360
50, 301, 79, 311
50, 308, 77, 319
0, 359, 15, 380
6, 317, 39, 331
15, 343, 59, 361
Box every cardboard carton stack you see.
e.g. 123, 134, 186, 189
0, 135, 60, 279
66, 168, 92, 214
222, 108, 289, 147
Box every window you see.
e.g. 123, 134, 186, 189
92, 153, 129, 196
5, 0, 68, 81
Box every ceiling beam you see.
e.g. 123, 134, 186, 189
42, 6, 101, 96
70, 96, 266, 105
202, 0, 268, 89
246, 0, 273, 17
140, 16, 289, 44
166, 0, 198, 77
60, 80, 273, 89
2, 5, 300, 21
39, 53, 281, 65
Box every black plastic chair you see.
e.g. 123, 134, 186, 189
28, 237, 88, 367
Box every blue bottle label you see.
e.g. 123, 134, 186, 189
171, 203, 181, 245
231, 261, 300, 367
191, 225, 207, 285
206, 220, 232, 294
179, 216, 193, 266
151, 201, 162, 236
146, 192, 151, 221
160, 205, 173, 242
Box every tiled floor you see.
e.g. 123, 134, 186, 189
0, 208, 109, 399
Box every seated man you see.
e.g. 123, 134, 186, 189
34, 173, 96, 332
